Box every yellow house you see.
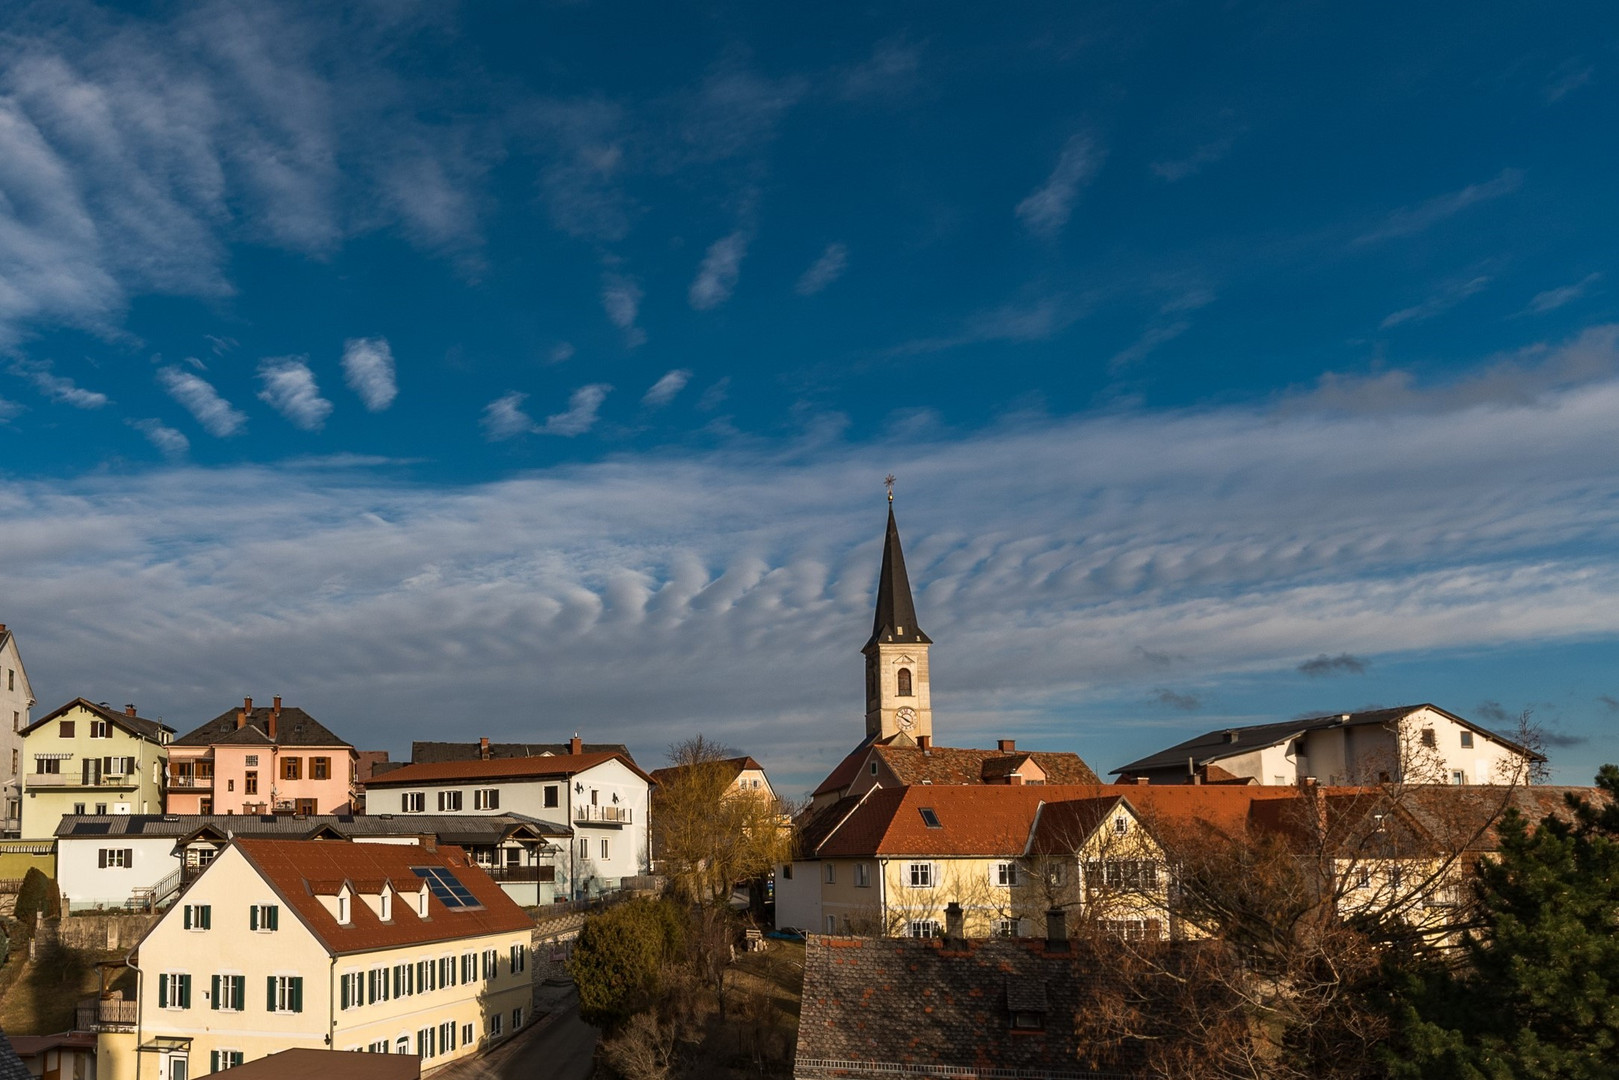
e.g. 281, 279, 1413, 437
97, 837, 534, 1080
20, 699, 172, 841
784, 784, 1171, 940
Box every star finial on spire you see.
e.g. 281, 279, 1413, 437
883, 474, 896, 503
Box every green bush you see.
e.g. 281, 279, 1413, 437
569, 897, 688, 1031
13, 868, 59, 931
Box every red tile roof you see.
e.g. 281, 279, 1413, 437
231, 838, 532, 956
874, 745, 1101, 786
815, 785, 1105, 858
364, 751, 651, 786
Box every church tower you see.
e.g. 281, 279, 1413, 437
863, 498, 933, 741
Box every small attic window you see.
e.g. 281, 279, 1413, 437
919, 808, 941, 829
1460, 730, 1474, 749
869, 762, 878, 776
337, 894, 350, 924
380, 889, 392, 921
1421, 728, 1437, 749
1113, 817, 1128, 835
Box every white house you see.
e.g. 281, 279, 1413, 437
94, 837, 534, 1080
1, 623, 37, 836
364, 741, 652, 899
1111, 704, 1546, 786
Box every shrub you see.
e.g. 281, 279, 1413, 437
13, 868, 58, 931
570, 897, 687, 1030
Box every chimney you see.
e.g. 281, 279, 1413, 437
420, 835, 437, 853
235, 708, 246, 730
124, 704, 137, 717
479, 737, 491, 761
997, 739, 1016, 752
1223, 730, 1238, 744
944, 901, 964, 943
244, 696, 253, 712
1136, 776, 1149, 786
1045, 907, 1069, 952
569, 734, 582, 756
272, 695, 282, 716
917, 735, 931, 751
1009, 774, 1024, 786
267, 708, 277, 741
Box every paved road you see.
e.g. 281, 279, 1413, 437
436, 991, 599, 1080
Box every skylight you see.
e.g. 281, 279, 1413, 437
919, 808, 941, 829
411, 866, 481, 909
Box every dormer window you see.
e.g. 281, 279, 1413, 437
896, 668, 913, 696
418, 889, 429, 917
380, 889, 392, 921
338, 894, 350, 924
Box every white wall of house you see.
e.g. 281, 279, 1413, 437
58, 835, 182, 911
0, 632, 33, 835
775, 860, 824, 932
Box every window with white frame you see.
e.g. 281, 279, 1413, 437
380, 891, 392, 921
402, 792, 425, 813
368, 1040, 389, 1053
824, 863, 836, 884
393, 962, 412, 998
461, 1023, 474, 1047
415, 959, 435, 993
907, 862, 933, 888
250, 904, 279, 931
995, 917, 1021, 938
339, 972, 364, 1010
475, 788, 500, 810
337, 895, 350, 924
417, 1026, 436, 1059
512, 1006, 524, 1029
157, 972, 191, 1009
907, 919, 941, 938
578, 838, 588, 859
1452, 770, 1467, 785
482, 948, 498, 980
824, 914, 836, 933
395, 1037, 410, 1054
600, 837, 609, 860
267, 975, 303, 1013
511, 943, 526, 973
993, 861, 1017, 887
99, 848, 133, 868
461, 952, 477, 983
489, 1012, 503, 1038
438, 790, 463, 812
368, 966, 391, 1003
211, 974, 245, 1012
208, 1051, 243, 1072
182, 904, 211, 930
854, 863, 871, 887
439, 955, 456, 987
1113, 816, 1128, 836
439, 1021, 457, 1052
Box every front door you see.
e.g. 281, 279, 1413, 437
168, 1056, 188, 1080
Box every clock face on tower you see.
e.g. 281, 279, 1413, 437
896, 707, 917, 730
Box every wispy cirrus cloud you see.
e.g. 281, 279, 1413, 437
643, 370, 692, 408
1016, 134, 1104, 238
157, 366, 246, 437
341, 338, 397, 411
796, 242, 848, 296
689, 231, 749, 310
7, 359, 109, 408
1109, 321, 1191, 371
834, 41, 922, 101
257, 357, 333, 431
1353, 170, 1524, 245
481, 391, 535, 441
891, 294, 1085, 355
601, 272, 646, 347
128, 417, 189, 458
483, 383, 613, 440
1381, 276, 1491, 328
1523, 273, 1601, 315
1151, 136, 1236, 182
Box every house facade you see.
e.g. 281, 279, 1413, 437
1, 623, 37, 837
19, 700, 172, 841
1112, 704, 1544, 787
96, 838, 534, 1080
167, 697, 357, 816
363, 740, 651, 900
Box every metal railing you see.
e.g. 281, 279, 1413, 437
77, 997, 138, 1032
169, 775, 213, 788
483, 865, 556, 883
574, 804, 633, 824
26, 774, 136, 788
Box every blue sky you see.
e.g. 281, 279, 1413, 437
2, 1, 1618, 796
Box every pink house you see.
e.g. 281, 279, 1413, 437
166, 696, 357, 815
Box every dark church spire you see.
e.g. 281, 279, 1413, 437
865, 501, 931, 651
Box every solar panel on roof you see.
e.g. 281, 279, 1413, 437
411, 866, 482, 909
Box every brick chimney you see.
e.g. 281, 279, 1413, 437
479, 737, 491, 760
267, 707, 277, 741
419, 834, 437, 853
235, 707, 246, 730
1045, 907, 1069, 951
917, 735, 931, 751
997, 738, 1016, 752
124, 704, 137, 717
272, 695, 282, 716
244, 696, 253, 712
1009, 774, 1024, 786
569, 734, 582, 756
944, 901, 964, 942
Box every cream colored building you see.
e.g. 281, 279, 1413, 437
98, 836, 533, 1080
1, 622, 37, 836
1112, 704, 1544, 787
19, 699, 172, 841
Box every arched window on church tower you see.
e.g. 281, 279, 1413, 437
897, 668, 913, 696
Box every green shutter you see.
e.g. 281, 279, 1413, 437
268, 905, 278, 931
183, 907, 192, 931
210, 1051, 218, 1073
232, 975, 244, 1011
211, 974, 220, 1010
157, 973, 168, 1009
178, 974, 190, 1009
250, 906, 258, 931
291, 976, 303, 1013
267, 976, 277, 1012
201, 905, 211, 930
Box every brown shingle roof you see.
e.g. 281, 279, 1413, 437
173, 704, 353, 748
232, 838, 532, 956
365, 751, 652, 786
21, 697, 174, 741
412, 740, 628, 763
874, 744, 1101, 786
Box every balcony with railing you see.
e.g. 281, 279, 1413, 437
482, 865, 557, 883
26, 773, 137, 789
77, 997, 137, 1032
574, 804, 633, 826
169, 774, 214, 789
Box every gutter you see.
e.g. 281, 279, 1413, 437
123, 943, 142, 1080
327, 954, 337, 1048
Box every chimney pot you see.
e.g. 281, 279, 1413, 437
997, 739, 1016, 752
944, 901, 964, 942
125, 704, 136, 717
244, 697, 252, 711
479, 737, 491, 760
273, 695, 282, 714
1137, 776, 1149, 785
1045, 907, 1069, 951
569, 734, 582, 756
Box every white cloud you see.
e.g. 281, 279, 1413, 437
689, 231, 749, 310
601, 273, 646, 347
548, 342, 576, 365
541, 383, 612, 435
1354, 170, 1524, 245
1525, 273, 1601, 315
257, 356, 333, 431
796, 242, 848, 296
1015, 135, 1104, 238
0, 396, 21, 422
7, 359, 109, 408
341, 337, 397, 411
1108, 321, 1191, 371
891, 294, 1084, 355
481, 391, 535, 441
128, 417, 189, 458
157, 366, 247, 436
643, 370, 692, 408
7, 326, 1619, 791
1381, 276, 1490, 328
1151, 136, 1236, 182
835, 41, 922, 101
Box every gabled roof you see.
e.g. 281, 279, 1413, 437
649, 756, 767, 788
874, 744, 1102, 786
1024, 795, 1131, 856
1111, 703, 1546, 776
172, 704, 353, 748
864, 505, 930, 651
412, 739, 628, 763
55, 812, 572, 844
813, 785, 1084, 858
365, 751, 652, 787
21, 698, 174, 742
0, 625, 35, 706
812, 737, 881, 798
229, 838, 532, 955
